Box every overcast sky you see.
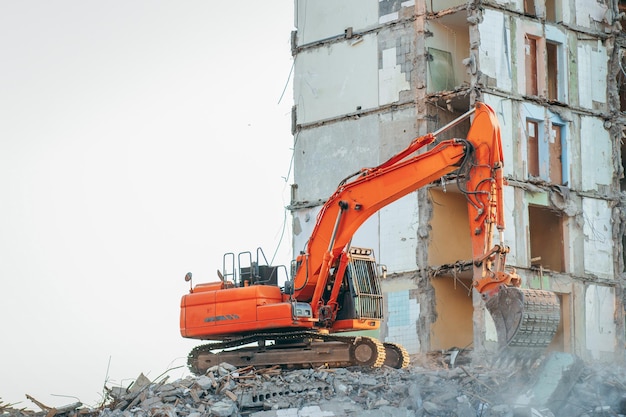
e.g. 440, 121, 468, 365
0, 1, 295, 408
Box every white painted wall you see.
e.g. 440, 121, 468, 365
585, 284, 616, 360
493, 0, 522, 13
579, 116, 612, 190
577, 40, 608, 108
379, 46, 410, 105
425, 0, 463, 13
378, 192, 419, 273
478, 9, 513, 92
582, 197, 614, 279
294, 0, 379, 46
575, 0, 610, 28
294, 34, 378, 124
293, 114, 381, 200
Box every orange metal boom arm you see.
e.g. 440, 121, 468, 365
293, 103, 518, 313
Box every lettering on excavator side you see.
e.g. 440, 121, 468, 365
204, 314, 240, 322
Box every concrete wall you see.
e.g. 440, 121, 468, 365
294, 36, 379, 124
294, 0, 378, 46
585, 285, 617, 360
292, 114, 382, 200
478, 10, 513, 92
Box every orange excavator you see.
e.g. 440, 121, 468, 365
179, 102, 560, 374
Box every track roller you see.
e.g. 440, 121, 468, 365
349, 337, 386, 367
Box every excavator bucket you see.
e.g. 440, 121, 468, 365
485, 287, 560, 356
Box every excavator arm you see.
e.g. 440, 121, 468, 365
293, 103, 512, 306
180, 103, 560, 374
292, 102, 559, 351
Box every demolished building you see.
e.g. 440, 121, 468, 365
288, 0, 626, 361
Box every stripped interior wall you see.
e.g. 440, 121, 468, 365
289, 0, 626, 362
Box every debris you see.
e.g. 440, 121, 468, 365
3, 354, 626, 417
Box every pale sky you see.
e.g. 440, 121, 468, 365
0, 1, 295, 408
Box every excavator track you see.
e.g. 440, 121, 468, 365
382, 342, 410, 369
486, 287, 560, 363
187, 331, 395, 375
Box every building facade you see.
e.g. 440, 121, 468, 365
289, 0, 625, 361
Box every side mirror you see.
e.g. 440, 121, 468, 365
284, 280, 294, 295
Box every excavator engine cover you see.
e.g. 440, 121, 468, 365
486, 287, 560, 354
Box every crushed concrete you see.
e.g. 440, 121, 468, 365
2, 352, 626, 417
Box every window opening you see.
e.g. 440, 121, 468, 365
547, 293, 570, 352
547, 42, 558, 101
527, 119, 540, 178
619, 50, 626, 111
427, 47, 455, 92
549, 124, 563, 184
529, 205, 565, 272
524, 0, 536, 16
621, 141, 626, 192
546, 0, 557, 22
622, 233, 626, 272
525, 36, 538, 96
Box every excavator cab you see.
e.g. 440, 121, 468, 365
333, 247, 383, 322
220, 247, 289, 289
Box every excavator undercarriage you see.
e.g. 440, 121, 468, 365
187, 331, 410, 375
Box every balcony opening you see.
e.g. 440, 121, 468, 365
529, 205, 565, 272
524, 0, 536, 16
545, 0, 560, 22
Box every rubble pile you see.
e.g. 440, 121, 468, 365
3, 352, 626, 417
